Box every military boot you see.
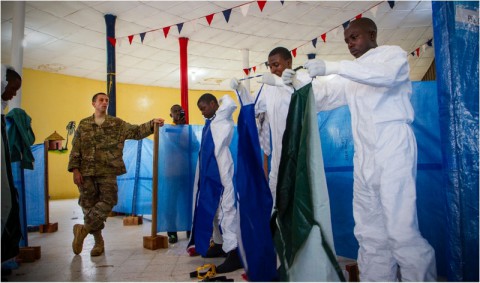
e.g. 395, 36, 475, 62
90, 230, 105, 257
72, 224, 89, 255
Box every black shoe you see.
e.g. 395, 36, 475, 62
216, 249, 243, 274
186, 230, 191, 239
168, 232, 178, 244
204, 242, 226, 258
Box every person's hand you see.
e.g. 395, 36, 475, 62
282, 69, 308, 89
281, 69, 296, 86
72, 169, 83, 186
257, 73, 283, 86
304, 59, 340, 77
230, 77, 241, 90
304, 59, 326, 77
152, 118, 165, 127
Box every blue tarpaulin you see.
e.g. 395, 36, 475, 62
432, 1, 479, 281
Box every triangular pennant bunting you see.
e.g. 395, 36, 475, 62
241, 4, 250, 17
280, 0, 284, 5
427, 39, 433, 46
107, 36, 116, 47
117, 37, 123, 47
257, 1, 267, 12
163, 26, 171, 38
388, 1, 395, 9
128, 35, 134, 44
312, 38, 317, 48
342, 20, 350, 29
415, 48, 420, 57
321, 33, 326, 43
206, 13, 214, 25
291, 48, 297, 58
223, 9, 232, 23
422, 44, 426, 53
177, 23, 184, 34
243, 68, 250, 75
253, 66, 256, 73
140, 32, 146, 43
355, 13, 362, 19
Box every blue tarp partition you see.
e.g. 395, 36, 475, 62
11, 143, 46, 246
114, 139, 154, 215
319, 81, 448, 278
432, 1, 479, 281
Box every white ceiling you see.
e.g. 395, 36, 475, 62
1, 1, 435, 91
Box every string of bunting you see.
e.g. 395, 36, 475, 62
107, 0, 275, 47
106, 0, 434, 76
409, 38, 433, 57
243, 0, 387, 75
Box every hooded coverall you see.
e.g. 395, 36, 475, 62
310, 45, 437, 281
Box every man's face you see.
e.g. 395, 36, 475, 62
170, 105, 186, 125
2, 78, 21, 101
268, 53, 292, 77
344, 23, 376, 58
197, 100, 217, 119
92, 94, 109, 113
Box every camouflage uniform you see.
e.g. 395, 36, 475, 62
68, 114, 154, 232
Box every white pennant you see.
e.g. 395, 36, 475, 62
240, 4, 250, 17
422, 44, 427, 53
117, 37, 123, 47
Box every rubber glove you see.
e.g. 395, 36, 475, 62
257, 73, 284, 86
282, 69, 308, 89
231, 77, 253, 104
304, 59, 340, 77
230, 77, 240, 90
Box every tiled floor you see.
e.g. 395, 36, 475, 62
3, 199, 356, 282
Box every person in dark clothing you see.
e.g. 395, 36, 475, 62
1, 65, 23, 264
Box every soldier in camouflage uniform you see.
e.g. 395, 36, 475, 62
68, 92, 165, 256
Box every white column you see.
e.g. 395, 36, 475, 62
9, 1, 25, 109
242, 49, 250, 93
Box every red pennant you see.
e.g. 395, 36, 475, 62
128, 35, 134, 44
206, 14, 214, 26
291, 48, 297, 58
163, 26, 171, 38
257, 1, 267, 12
253, 66, 256, 73
355, 13, 363, 19
416, 48, 420, 57
321, 33, 326, 43
107, 36, 116, 47
243, 68, 250, 75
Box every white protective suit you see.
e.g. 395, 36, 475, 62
254, 76, 310, 204
193, 95, 238, 253
310, 46, 437, 281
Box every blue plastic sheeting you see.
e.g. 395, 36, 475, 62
432, 1, 479, 281
320, 81, 447, 277
114, 139, 154, 215
156, 125, 199, 232
11, 143, 45, 246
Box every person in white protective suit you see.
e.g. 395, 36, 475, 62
282, 17, 437, 281
230, 47, 310, 206
190, 93, 242, 274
